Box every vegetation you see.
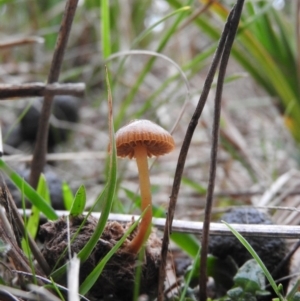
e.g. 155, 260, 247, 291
0, 0, 299, 300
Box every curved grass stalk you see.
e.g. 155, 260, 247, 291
112, 1, 192, 129
107, 49, 191, 136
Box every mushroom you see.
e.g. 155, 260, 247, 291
115, 119, 175, 253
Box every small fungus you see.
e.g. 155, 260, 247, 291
115, 119, 175, 253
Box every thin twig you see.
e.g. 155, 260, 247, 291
2, 151, 106, 162
157, 7, 236, 301
0, 82, 85, 99
18, 208, 300, 238
29, 0, 79, 189
199, 2, 245, 300
0, 36, 44, 49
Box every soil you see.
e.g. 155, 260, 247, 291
39, 215, 161, 300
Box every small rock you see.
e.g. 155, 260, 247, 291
208, 207, 290, 294
5, 95, 80, 152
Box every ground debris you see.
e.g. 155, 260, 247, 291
40, 215, 161, 300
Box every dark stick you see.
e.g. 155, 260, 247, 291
199, 1, 245, 301
157, 8, 236, 301
0, 82, 85, 99
29, 0, 79, 189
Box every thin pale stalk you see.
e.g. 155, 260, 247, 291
127, 145, 152, 254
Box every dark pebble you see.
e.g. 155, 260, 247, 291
208, 207, 290, 294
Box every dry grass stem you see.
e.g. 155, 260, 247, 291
0, 83, 85, 99
0, 36, 44, 49
2, 152, 107, 162
157, 5, 236, 299
199, 2, 245, 299
29, 0, 80, 189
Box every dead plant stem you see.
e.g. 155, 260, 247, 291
0, 82, 85, 99
157, 7, 235, 301
199, 2, 245, 300
29, 0, 79, 189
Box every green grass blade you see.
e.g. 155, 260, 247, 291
271, 10, 298, 91
49, 277, 66, 301
193, 1, 300, 141
222, 221, 284, 300
171, 232, 199, 258
168, 0, 300, 143
243, 1, 276, 53
50, 185, 109, 280
0, 159, 57, 220
69, 185, 86, 217
112, 6, 191, 99
0, 0, 15, 4
182, 177, 206, 195
131, 6, 191, 48
152, 202, 200, 257
133, 44, 215, 119
179, 247, 201, 301
26, 174, 50, 239
243, 2, 294, 70
132, 246, 144, 301
62, 181, 74, 210
20, 180, 37, 283
77, 67, 117, 263
22, 174, 49, 259
108, 49, 191, 125
100, 0, 111, 59
37, 173, 51, 202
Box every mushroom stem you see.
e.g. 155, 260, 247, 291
127, 143, 152, 254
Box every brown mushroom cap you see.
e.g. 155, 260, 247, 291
115, 119, 175, 159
